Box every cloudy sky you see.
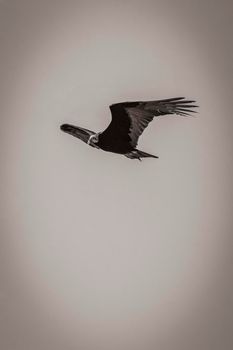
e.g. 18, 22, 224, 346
1, 1, 233, 349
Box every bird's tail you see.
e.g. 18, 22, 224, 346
136, 150, 159, 159
125, 149, 158, 160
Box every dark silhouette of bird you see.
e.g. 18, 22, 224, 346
60, 97, 198, 160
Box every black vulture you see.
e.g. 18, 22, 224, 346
60, 97, 198, 160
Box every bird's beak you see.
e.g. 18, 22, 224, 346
60, 124, 95, 144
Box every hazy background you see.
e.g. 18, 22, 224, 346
1, 0, 233, 349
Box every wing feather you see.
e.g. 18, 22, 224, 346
125, 107, 154, 147
99, 97, 198, 149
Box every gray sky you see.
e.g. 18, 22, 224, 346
1, 1, 233, 349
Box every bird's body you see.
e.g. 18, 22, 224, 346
61, 97, 198, 160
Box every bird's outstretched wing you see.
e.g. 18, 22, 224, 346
100, 97, 198, 148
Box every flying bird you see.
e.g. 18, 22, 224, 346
60, 97, 198, 160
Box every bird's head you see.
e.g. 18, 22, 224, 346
60, 124, 96, 144
87, 133, 100, 148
